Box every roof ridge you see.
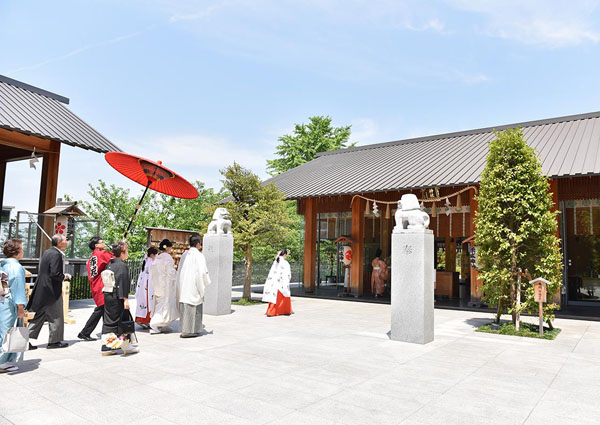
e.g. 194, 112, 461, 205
317, 110, 600, 157
0, 75, 69, 104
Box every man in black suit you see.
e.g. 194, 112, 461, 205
27, 234, 72, 349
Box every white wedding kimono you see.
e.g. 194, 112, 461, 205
262, 257, 292, 304
135, 257, 154, 322
176, 247, 211, 336
150, 252, 180, 329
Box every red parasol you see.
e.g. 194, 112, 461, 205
105, 152, 198, 238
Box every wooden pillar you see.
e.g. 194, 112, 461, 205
469, 188, 483, 301
0, 161, 6, 216
37, 141, 60, 256
549, 178, 562, 305
445, 237, 456, 272
351, 197, 365, 296
303, 198, 317, 292
382, 214, 390, 259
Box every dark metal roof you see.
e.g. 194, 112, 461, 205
0, 75, 121, 153
266, 111, 600, 199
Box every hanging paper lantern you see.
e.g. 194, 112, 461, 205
385, 203, 391, 219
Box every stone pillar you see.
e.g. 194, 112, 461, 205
390, 194, 434, 344
203, 233, 234, 315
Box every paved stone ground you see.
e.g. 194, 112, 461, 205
1, 295, 599, 425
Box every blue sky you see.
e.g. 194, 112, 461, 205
2, 0, 600, 213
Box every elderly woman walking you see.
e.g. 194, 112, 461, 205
0, 239, 27, 373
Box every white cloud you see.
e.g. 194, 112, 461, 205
448, 0, 600, 47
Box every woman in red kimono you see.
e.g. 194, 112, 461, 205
262, 249, 293, 316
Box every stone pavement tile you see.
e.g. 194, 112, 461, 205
328, 387, 424, 418
527, 398, 600, 423
116, 364, 179, 385
264, 410, 339, 425
148, 375, 230, 403
548, 374, 600, 394
31, 376, 103, 404
57, 392, 148, 425
2, 406, 90, 425
355, 376, 442, 403
234, 381, 325, 410
276, 374, 345, 397
37, 357, 101, 377
289, 363, 372, 387
523, 408, 599, 425
68, 370, 142, 394
128, 415, 178, 425
298, 398, 401, 425
400, 406, 511, 425
0, 388, 56, 416
428, 393, 531, 425
445, 384, 538, 411
5, 362, 62, 386
202, 391, 294, 423
0, 416, 12, 425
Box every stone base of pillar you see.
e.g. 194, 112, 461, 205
391, 229, 434, 344
203, 233, 234, 316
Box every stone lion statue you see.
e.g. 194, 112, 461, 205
207, 207, 232, 235
393, 194, 430, 233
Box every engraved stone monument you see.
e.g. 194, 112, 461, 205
203, 208, 234, 315
391, 194, 434, 344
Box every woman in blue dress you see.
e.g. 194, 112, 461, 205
0, 239, 27, 373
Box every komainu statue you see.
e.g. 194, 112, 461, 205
207, 207, 232, 234
393, 194, 430, 233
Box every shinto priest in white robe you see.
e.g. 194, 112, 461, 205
150, 252, 180, 329
176, 247, 211, 336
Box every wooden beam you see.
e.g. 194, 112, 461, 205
0, 144, 33, 162
37, 141, 61, 255
0, 128, 54, 153
303, 198, 317, 292
351, 197, 365, 296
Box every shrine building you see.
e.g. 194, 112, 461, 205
266, 111, 600, 314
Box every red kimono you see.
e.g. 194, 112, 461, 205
87, 249, 114, 307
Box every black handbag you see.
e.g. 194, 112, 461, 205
118, 310, 135, 337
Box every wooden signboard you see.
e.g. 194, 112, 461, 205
533, 279, 547, 303
530, 277, 550, 336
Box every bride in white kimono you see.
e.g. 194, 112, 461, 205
149, 239, 180, 334
262, 249, 293, 316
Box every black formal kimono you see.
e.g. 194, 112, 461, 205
102, 258, 131, 336
27, 247, 65, 343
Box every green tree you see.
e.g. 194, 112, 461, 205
475, 128, 563, 326
221, 162, 293, 300
266, 116, 354, 176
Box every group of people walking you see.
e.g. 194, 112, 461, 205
0, 232, 293, 370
